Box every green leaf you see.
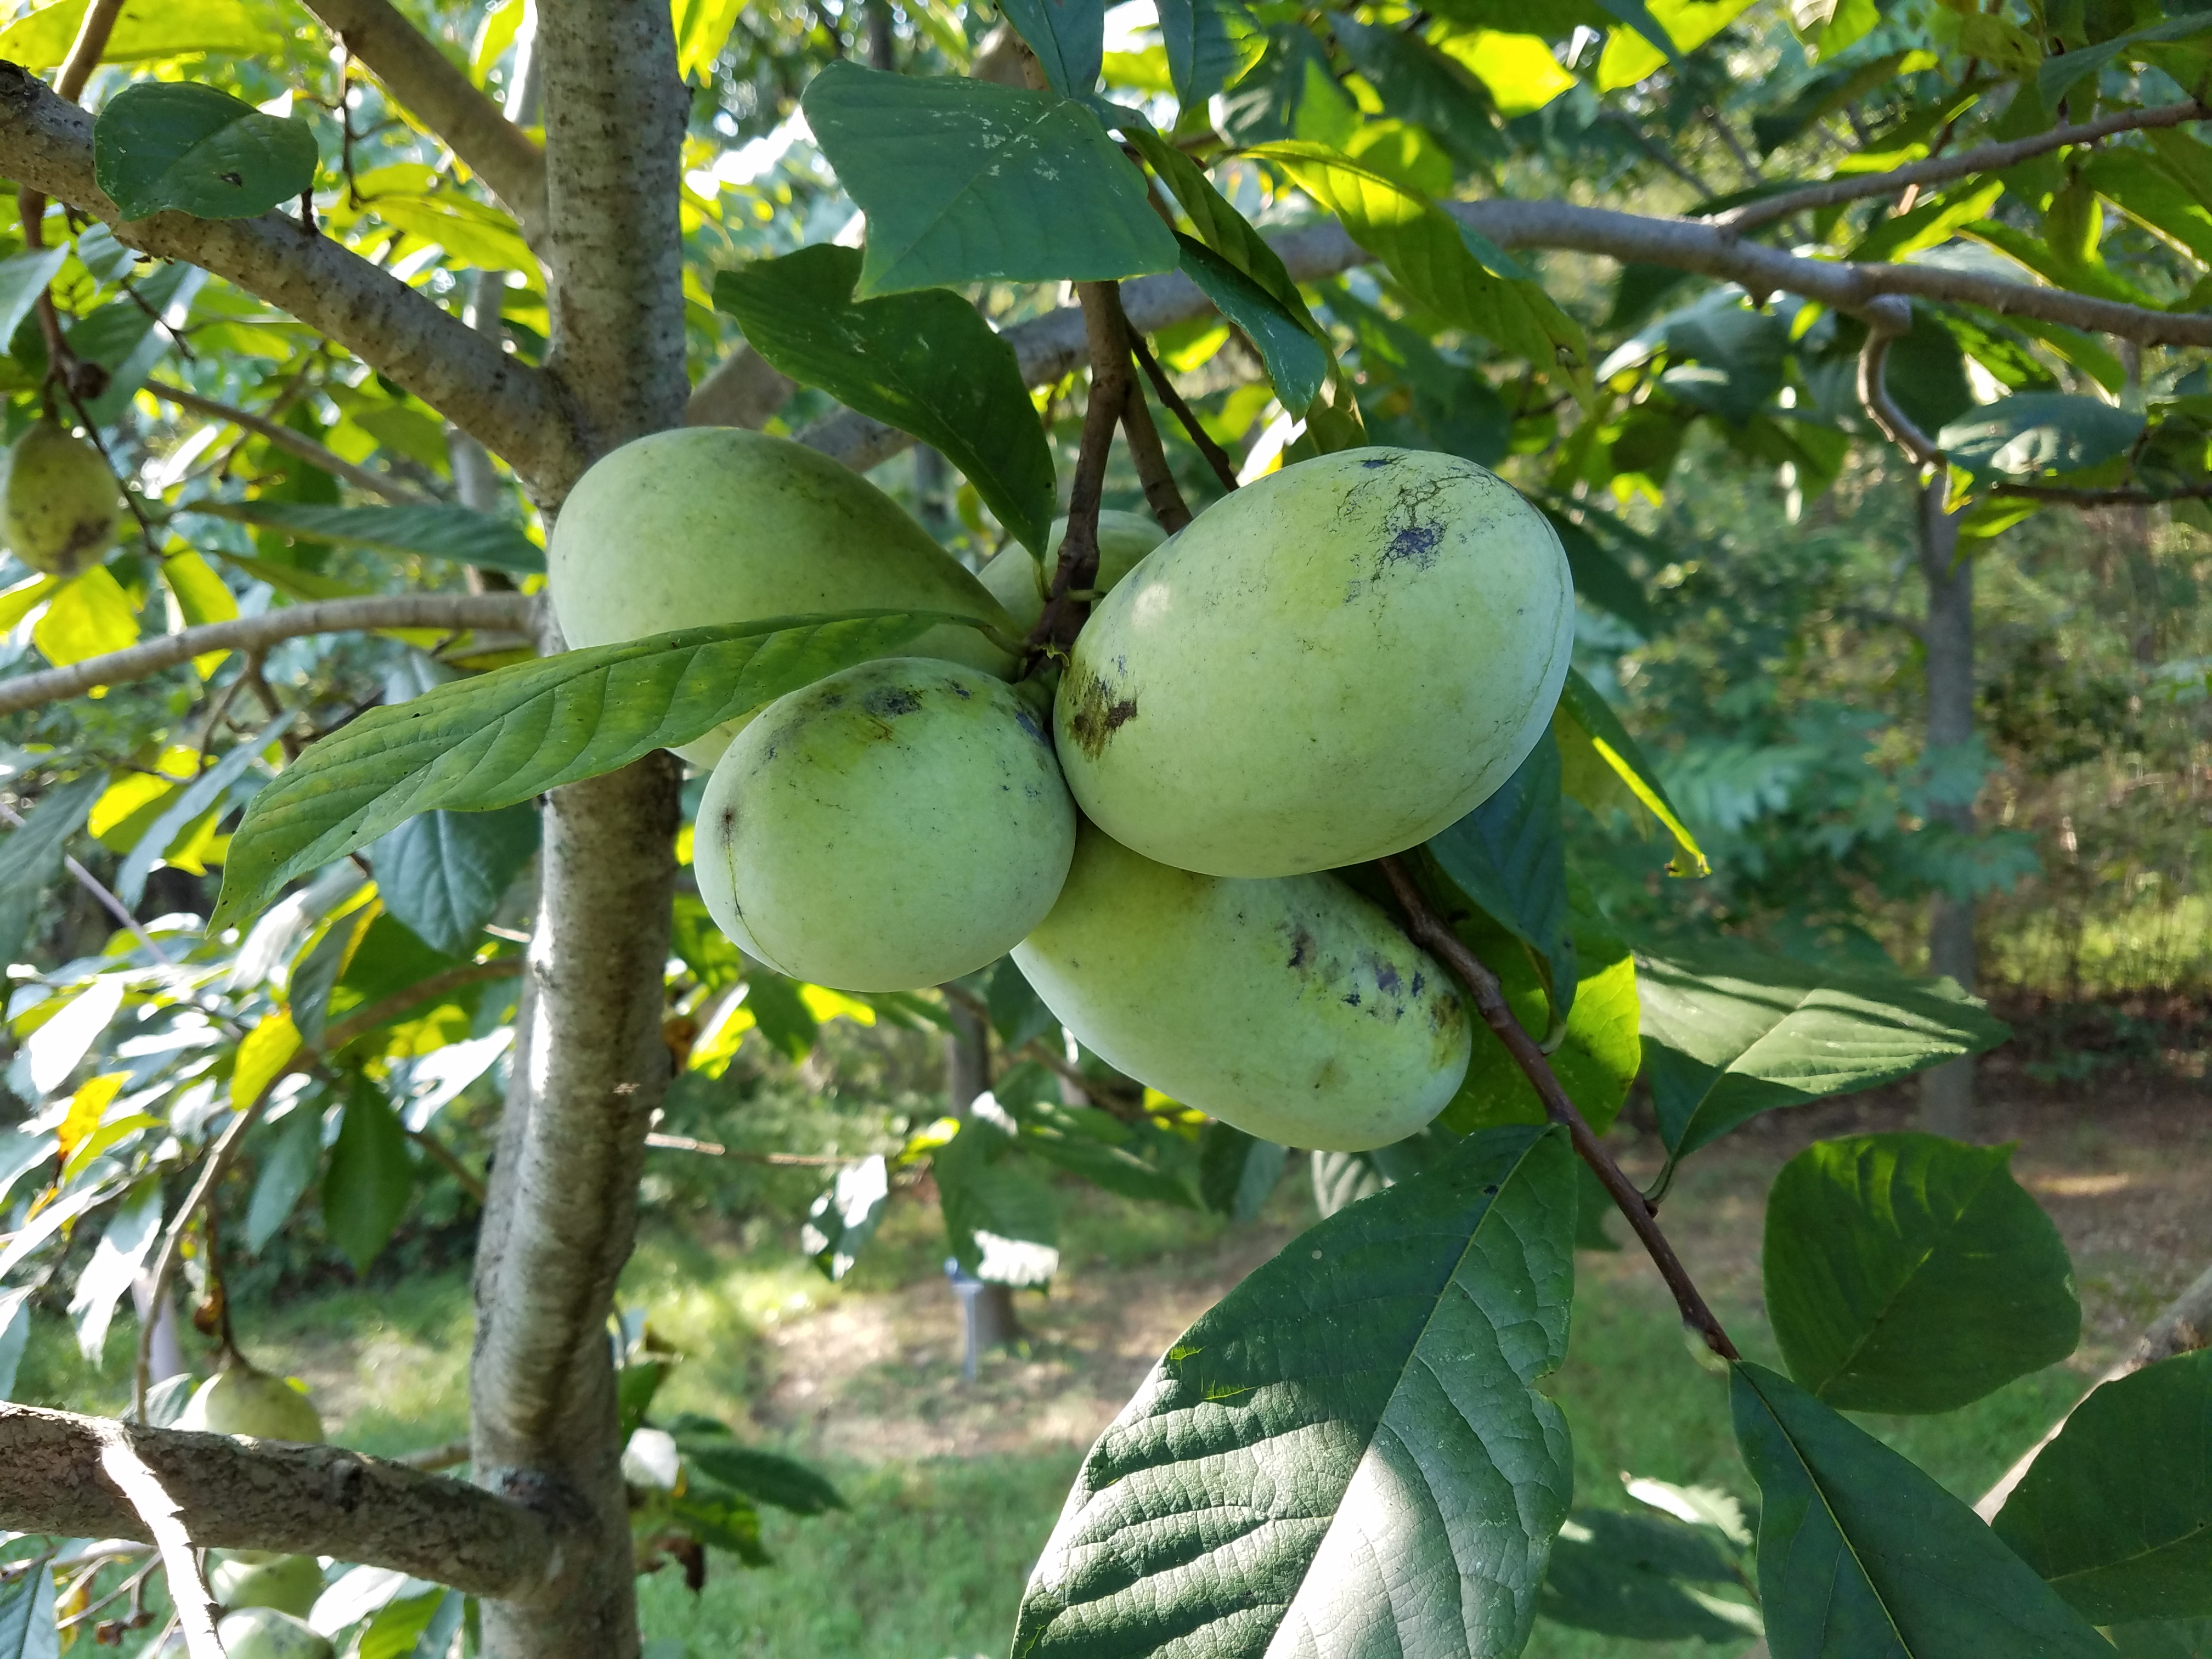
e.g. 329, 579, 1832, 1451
1940, 393, 2146, 486
934, 1119, 1059, 1286
1173, 234, 1331, 414
1332, 20, 1503, 170
1731, 1361, 2115, 1659
0, 1558, 56, 1659
92, 82, 318, 221
322, 1077, 413, 1275
1158, 0, 1262, 105
1196, 1120, 1287, 1220
1125, 128, 1311, 315
1538, 1508, 1761, 1642
1542, 509, 1655, 634
714, 245, 1056, 555
369, 806, 540, 958
115, 713, 285, 909
2111, 1619, 2212, 1658
186, 501, 546, 577
987, 957, 1057, 1052
997, 0, 1103, 95
1763, 1132, 2079, 1414
1993, 1350, 2212, 1623
247, 1099, 325, 1255
0, 249, 67, 356
1555, 668, 1706, 876
211, 611, 964, 929
0, 775, 101, 968
358, 1590, 443, 1659
1006, 1089, 1201, 1210
1013, 1125, 1576, 1659
1638, 937, 2010, 1162
799, 63, 1178, 298
1445, 927, 1640, 1135
1258, 143, 1586, 379
0, 0, 287, 69
799, 1155, 887, 1282
1307, 1124, 1455, 1218
672, 1427, 847, 1514
2038, 12, 2212, 106
1427, 731, 1575, 1024
742, 971, 820, 1061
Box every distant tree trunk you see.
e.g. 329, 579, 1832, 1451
1917, 474, 1978, 1137
943, 997, 1020, 1350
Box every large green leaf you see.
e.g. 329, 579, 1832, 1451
1427, 731, 1575, 1023
997, 0, 1103, 95
1158, 0, 1262, 105
246, 1099, 325, 1255
1196, 1120, 1286, 1220
1173, 235, 1330, 415
2111, 1619, 2212, 1658
1637, 937, 2010, 1161
1445, 925, 1640, 1136
1940, 393, 2146, 486
1731, 1362, 2116, 1659
1125, 129, 1311, 316
187, 501, 546, 577
799, 64, 1178, 297
1012, 1125, 1576, 1658
1554, 669, 1706, 876
0, 775, 101, 969
211, 611, 964, 929
714, 245, 1055, 555
1763, 1132, 2079, 1414
0, 249, 67, 358
322, 1077, 413, 1276
368, 805, 540, 957
1256, 143, 1585, 378
92, 82, 318, 221
1538, 1508, 1761, 1643
1994, 1351, 2212, 1623
669, 1419, 846, 1514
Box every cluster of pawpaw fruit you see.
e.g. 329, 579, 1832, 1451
0, 419, 121, 578
552, 430, 1573, 1152
177, 1361, 337, 1659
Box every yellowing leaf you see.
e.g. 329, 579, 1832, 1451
673, 0, 746, 82
160, 808, 224, 876
62, 1110, 163, 1181
33, 566, 139, 676
799, 984, 876, 1026
89, 772, 174, 843
1434, 30, 1577, 116
471, 0, 526, 84
233, 1011, 302, 1111
1597, 0, 1758, 88
0, 573, 59, 632
0, 0, 286, 70
161, 551, 238, 678
57, 1072, 125, 1166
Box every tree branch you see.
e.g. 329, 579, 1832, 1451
1993, 479, 2212, 505
1378, 857, 1741, 1362
685, 345, 796, 429
1127, 325, 1238, 494
53, 0, 123, 101
0, 64, 582, 491
1858, 297, 1944, 469
1026, 282, 1129, 656
301, 0, 548, 236
0, 1404, 560, 1600
1115, 335, 1194, 532
149, 380, 427, 505
0, 593, 537, 716
1717, 101, 2208, 234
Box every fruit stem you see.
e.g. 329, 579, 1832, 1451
1127, 324, 1240, 494
1024, 281, 1129, 661
1378, 856, 1742, 1363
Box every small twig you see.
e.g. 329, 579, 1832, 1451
1703, 106, 1763, 185
1116, 357, 1194, 534
1126, 324, 1238, 495
1992, 480, 2212, 505
399, 1438, 471, 1472
642, 1133, 851, 1166
407, 1126, 487, 1205
1025, 283, 1132, 658
0, 799, 174, 965
55, 0, 126, 100
1857, 298, 1943, 471
148, 380, 427, 505
93, 1424, 224, 1659
1379, 857, 1740, 1362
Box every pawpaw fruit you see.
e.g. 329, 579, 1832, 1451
696, 657, 1076, 990
977, 510, 1167, 634
1012, 822, 1470, 1150
176, 1362, 324, 1444
217, 1607, 335, 1659
0, 420, 119, 578
1053, 447, 1573, 877
548, 428, 1018, 767
209, 1551, 326, 1618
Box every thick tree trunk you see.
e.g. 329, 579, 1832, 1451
467, 4, 691, 1657
1916, 475, 1978, 1137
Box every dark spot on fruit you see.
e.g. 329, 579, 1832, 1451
1411, 972, 1426, 996
1381, 521, 1442, 570
1360, 456, 1395, 469
821, 693, 845, 710
1064, 672, 1138, 758
865, 687, 922, 718
1286, 926, 1316, 970
952, 682, 973, 699
1373, 958, 1402, 995
1014, 707, 1046, 743
1342, 993, 1361, 1007
717, 805, 737, 836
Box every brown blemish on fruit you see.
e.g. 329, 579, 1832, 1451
1064, 670, 1138, 758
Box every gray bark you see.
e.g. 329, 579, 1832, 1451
1916, 475, 1978, 1136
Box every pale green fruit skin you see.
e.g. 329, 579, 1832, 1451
548, 428, 1018, 766
218, 1608, 335, 1659
1, 421, 119, 578
209, 1551, 325, 1617
1055, 447, 1573, 877
1012, 822, 1470, 1151
977, 510, 1168, 634
176, 1365, 324, 1443
697, 657, 1076, 991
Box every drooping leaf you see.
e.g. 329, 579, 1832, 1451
2037, 10, 2212, 106
995, 0, 1104, 95
1196, 1120, 1287, 1220
211, 611, 968, 929
1542, 509, 1655, 634
799, 1154, 889, 1282
1173, 234, 1331, 415
1940, 393, 2147, 486
32, 567, 138, 669
1013, 1125, 1576, 1658
0, 1555, 57, 1659
1004, 1086, 1202, 1210
186, 501, 547, 577
986, 956, 1057, 1053
1538, 1508, 1761, 1642
714, 245, 1056, 554
1427, 731, 1575, 1022
1732, 1362, 2115, 1659
0, 249, 68, 355
1158, 0, 1262, 105
742, 972, 820, 1062
0, 775, 101, 969
1993, 1350, 2212, 1623
65, 1178, 162, 1363
369, 805, 540, 957
1638, 938, 2010, 1163
934, 1118, 1059, 1286
1125, 128, 1311, 314
1763, 1132, 2079, 1413
114, 712, 286, 909
1554, 669, 1706, 876
669, 1422, 847, 1514
322, 1077, 413, 1276
92, 81, 319, 221
799, 64, 1178, 298
247, 1099, 326, 1255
